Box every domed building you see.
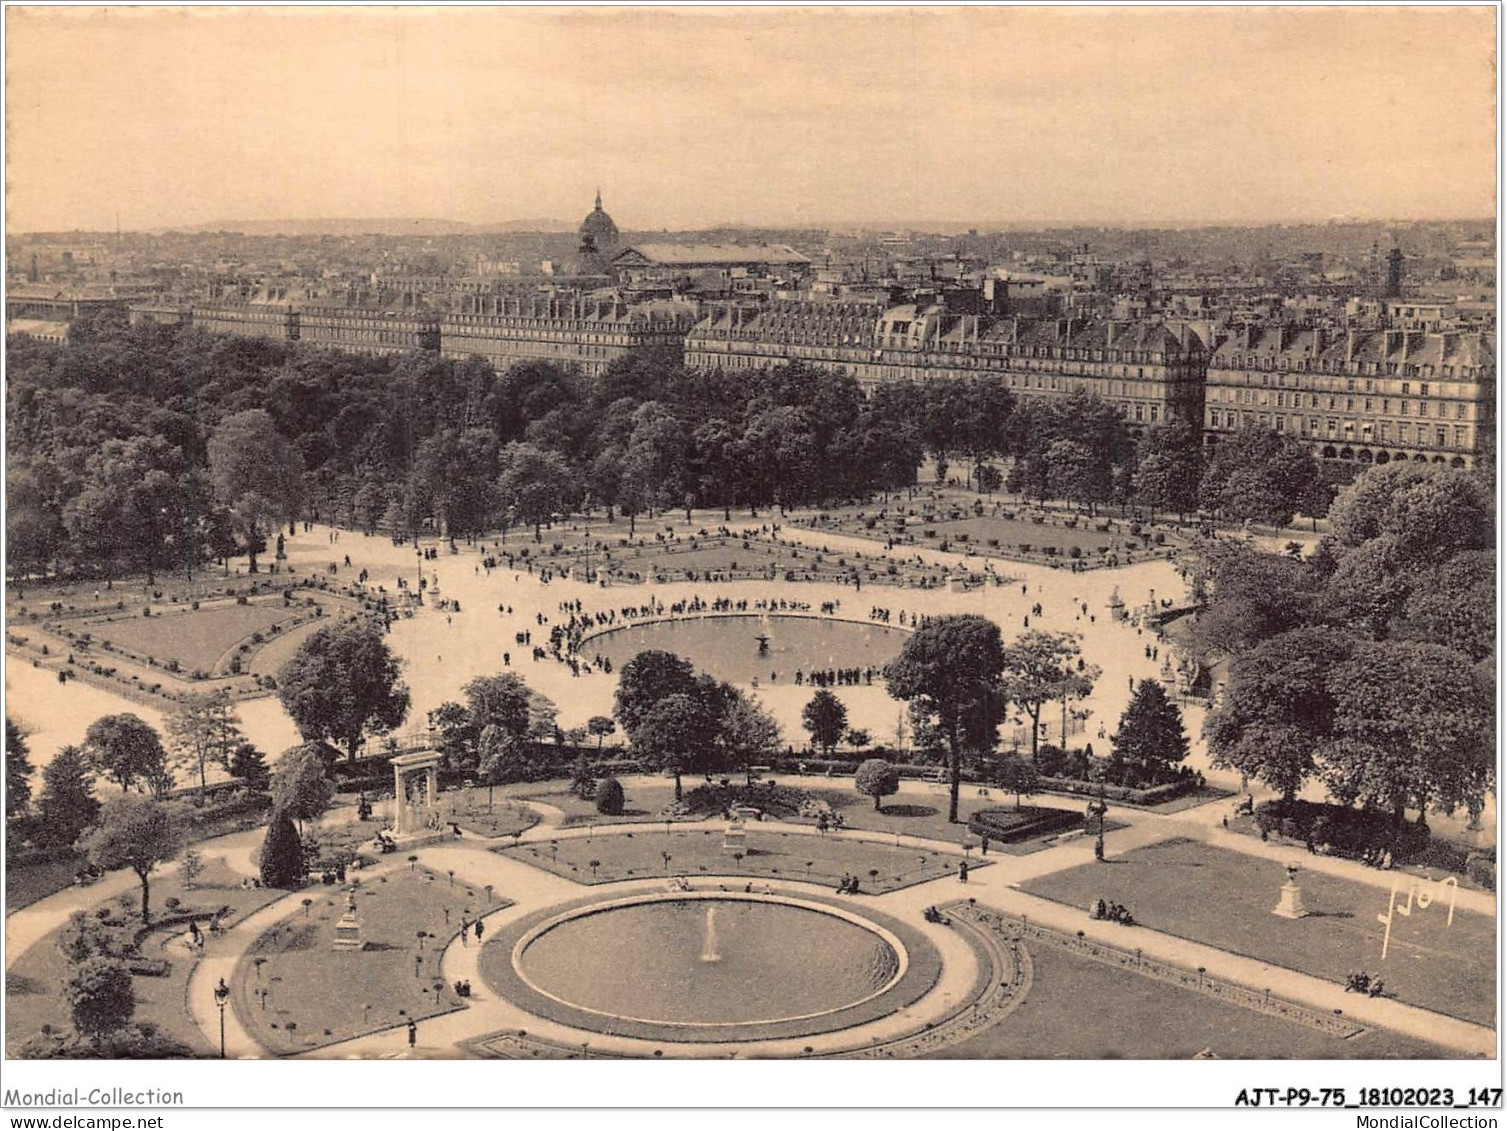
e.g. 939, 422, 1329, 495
578, 189, 620, 254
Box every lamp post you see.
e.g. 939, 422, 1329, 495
213, 977, 230, 1059
1088, 786, 1109, 862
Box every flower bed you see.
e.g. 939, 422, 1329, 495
966, 806, 1082, 843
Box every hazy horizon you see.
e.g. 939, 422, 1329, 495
6, 7, 1497, 234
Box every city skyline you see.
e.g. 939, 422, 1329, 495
5, 6, 1497, 234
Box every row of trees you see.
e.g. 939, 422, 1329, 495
1203, 464, 1495, 827
9, 320, 1337, 584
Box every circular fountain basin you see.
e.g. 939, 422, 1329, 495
584, 615, 907, 685
512, 892, 906, 1029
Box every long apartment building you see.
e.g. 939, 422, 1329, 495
440, 295, 695, 376
1204, 326, 1494, 467
686, 299, 1208, 431
126, 294, 693, 370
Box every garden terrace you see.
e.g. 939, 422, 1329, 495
1020, 837, 1497, 1027
496, 825, 977, 893
63, 595, 340, 677
230, 864, 510, 1056
795, 499, 1192, 568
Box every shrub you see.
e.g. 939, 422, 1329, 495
594, 777, 625, 816
65, 957, 135, 1043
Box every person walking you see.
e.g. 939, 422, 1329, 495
474, 918, 484, 943
407, 1019, 417, 1049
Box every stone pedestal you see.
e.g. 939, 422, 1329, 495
332, 891, 366, 951
1272, 880, 1309, 919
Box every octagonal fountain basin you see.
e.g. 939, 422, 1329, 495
513, 892, 906, 1029
584, 615, 907, 685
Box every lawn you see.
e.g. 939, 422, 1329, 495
932, 943, 1455, 1060
79, 600, 317, 674
497, 825, 977, 893
1021, 837, 1496, 1027
230, 864, 510, 1056
520, 781, 685, 827
6, 859, 283, 1058
5, 850, 87, 911
438, 790, 541, 839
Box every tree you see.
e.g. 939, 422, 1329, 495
1199, 427, 1319, 528
1189, 541, 1324, 660
276, 618, 410, 761
64, 957, 135, 1044
78, 796, 185, 923
207, 409, 303, 572
165, 690, 244, 796
587, 715, 617, 751
1110, 681, 1190, 786
228, 742, 271, 792
854, 758, 900, 811
1044, 439, 1101, 512
631, 692, 718, 800
884, 615, 1005, 823
998, 631, 1086, 763
1132, 420, 1202, 519
613, 650, 698, 737
83, 714, 171, 796
463, 672, 537, 738
720, 690, 781, 785
476, 724, 525, 811
1321, 640, 1492, 825
36, 744, 100, 847
801, 689, 848, 755
258, 806, 305, 888
994, 755, 1040, 810
1204, 627, 1352, 802
1396, 550, 1495, 662
271, 742, 335, 831
6, 717, 33, 816
496, 441, 575, 541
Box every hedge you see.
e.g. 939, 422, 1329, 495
1036, 775, 1197, 807
968, 806, 1082, 843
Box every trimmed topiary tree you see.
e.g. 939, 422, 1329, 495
595, 776, 625, 816
258, 806, 305, 889
854, 758, 900, 811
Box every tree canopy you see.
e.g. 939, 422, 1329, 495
276, 618, 410, 760
884, 614, 1005, 823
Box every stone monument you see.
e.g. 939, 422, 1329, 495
388, 747, 445, 848
332, 888, 366, 951
1272, 862, 1309, 919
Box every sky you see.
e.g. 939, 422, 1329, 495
4, 5, 1498, 232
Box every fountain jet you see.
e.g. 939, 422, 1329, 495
700, 904, 721, 963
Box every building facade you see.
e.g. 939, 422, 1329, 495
441, 296, 694, 377
1204, 326, 1494, 467
686, 299, 1208, 432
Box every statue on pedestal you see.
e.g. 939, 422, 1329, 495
1272, 862, 1309, 919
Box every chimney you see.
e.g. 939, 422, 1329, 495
1345, 329, 1356, 362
